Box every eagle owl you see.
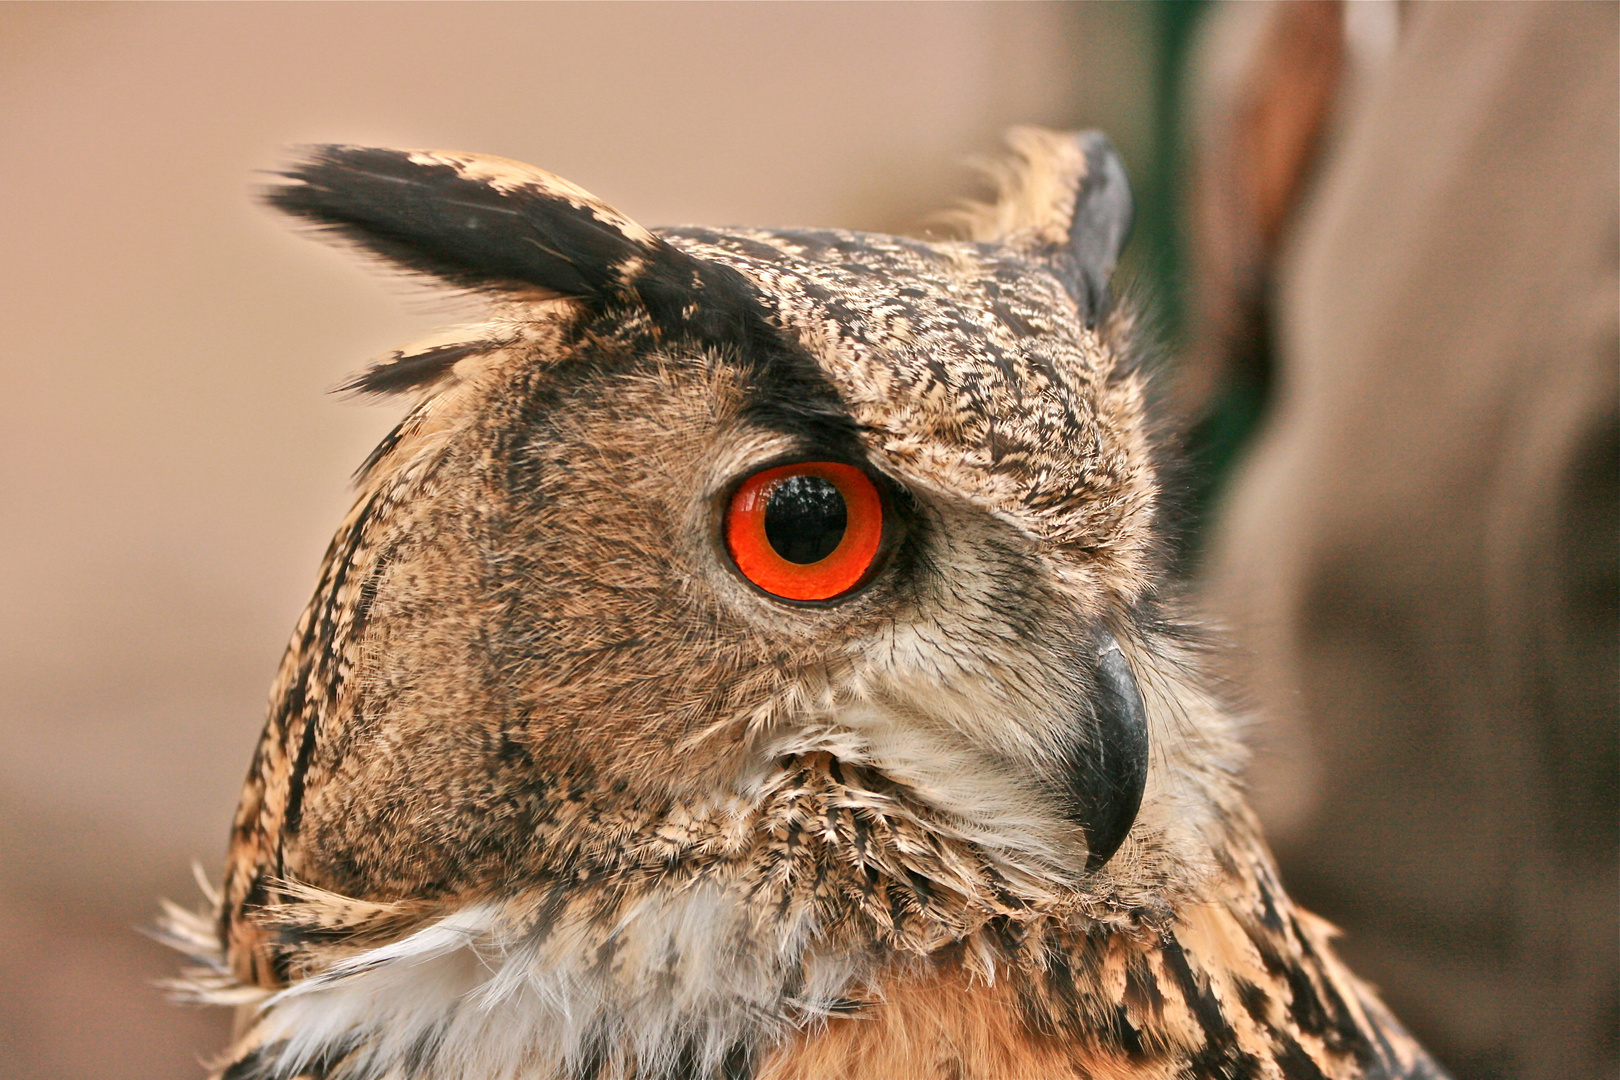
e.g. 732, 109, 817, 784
164, 130, 1448, 1080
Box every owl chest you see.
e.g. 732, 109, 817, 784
757, 962, 1148, 1080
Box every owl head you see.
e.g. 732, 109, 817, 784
218, 130, 1239, 992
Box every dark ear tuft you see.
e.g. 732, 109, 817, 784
956, 128, 1135, 326
265, 146, 662, 300
1064, 133, 1134, 327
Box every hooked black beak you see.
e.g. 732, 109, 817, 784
1062, 631, 1149, 872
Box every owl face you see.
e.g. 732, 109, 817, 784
223, 134, 1187, 987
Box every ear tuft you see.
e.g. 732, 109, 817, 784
265, 146, 662, 300
957, 128, 1134, 325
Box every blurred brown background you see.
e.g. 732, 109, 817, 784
1, 3, 1614, 1079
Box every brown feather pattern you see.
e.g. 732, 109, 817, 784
165, 133, 1448, 1080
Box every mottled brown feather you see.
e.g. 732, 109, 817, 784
165, 131, 1448, 1080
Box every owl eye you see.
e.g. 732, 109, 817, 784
724, 461, 885, 602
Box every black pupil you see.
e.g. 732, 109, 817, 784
763, 475, 848, 564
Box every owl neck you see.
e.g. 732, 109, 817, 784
190, 754, 1439, 1079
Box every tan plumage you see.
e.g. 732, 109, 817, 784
162, 131, 1448, 1080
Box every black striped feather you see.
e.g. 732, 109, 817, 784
265, 146, 661, 299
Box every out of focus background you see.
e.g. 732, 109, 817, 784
0, 3, 1612, 1078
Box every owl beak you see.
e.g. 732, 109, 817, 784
1064, 632, 1150, 872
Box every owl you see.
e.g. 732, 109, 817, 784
161, 130, 1449, 1080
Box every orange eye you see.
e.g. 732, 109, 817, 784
724, 461, 885, 602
